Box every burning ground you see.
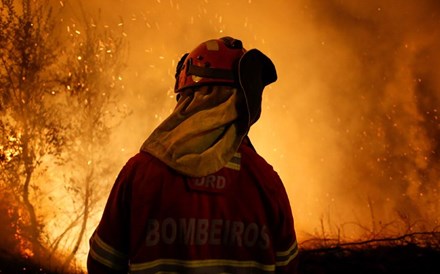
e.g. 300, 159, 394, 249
1, 233, 440, 274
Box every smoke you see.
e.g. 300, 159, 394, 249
70, 0, 440, 240
298, 0, 440, 235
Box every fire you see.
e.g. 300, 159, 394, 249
8, 207, 34, 259
0, 133, 22, 162
1, 0, 440, 272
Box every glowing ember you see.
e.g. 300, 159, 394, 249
10, 209, 34, 259
1, 0, 439, 272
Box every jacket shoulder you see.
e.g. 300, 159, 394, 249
125, 151, 166, 169
240, 144, 277, 173
239, 144, 284, 189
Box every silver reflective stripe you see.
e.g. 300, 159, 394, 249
129, 259, 275, 274
225, 152, 241, 171
275, 240, 299, 267
89, 232, 128, 271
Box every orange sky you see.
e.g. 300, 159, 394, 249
3, 0, 440, 271
80, 0, 440, 237
50, 0, 440, 266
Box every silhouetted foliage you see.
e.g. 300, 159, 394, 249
0, 0, 126, 271
298, 232, 440, 274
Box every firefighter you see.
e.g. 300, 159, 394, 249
87, 36, 298, 274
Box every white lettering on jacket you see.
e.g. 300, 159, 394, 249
145, 218, 270, 249
187, 175, 227, 192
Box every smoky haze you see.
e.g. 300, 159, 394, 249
74, 0, 440, 239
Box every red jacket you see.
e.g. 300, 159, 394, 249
88, 141, 298, 273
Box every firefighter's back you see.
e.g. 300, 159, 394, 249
124, 142, 296, 273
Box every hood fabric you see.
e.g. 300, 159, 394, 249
140, 86, 247, 177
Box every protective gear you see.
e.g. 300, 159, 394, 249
88, 141, 299, 274
175, 37, 245, 92
141, 86, 243, 177
88, 37, 298, 274
175, 37, 278, 126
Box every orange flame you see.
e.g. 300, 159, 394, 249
2, 0, 440, 272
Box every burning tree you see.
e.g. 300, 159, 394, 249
0, 0, 66, 260
49, 6, 127, 270
0, 0, 126, 270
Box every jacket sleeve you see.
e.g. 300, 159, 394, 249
87, 159, 133, 274
274, 178, 299, 274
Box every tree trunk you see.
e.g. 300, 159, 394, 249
61, 168, 93, 270
22, 140, 41, 259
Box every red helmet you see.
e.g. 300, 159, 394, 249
174, 37, 246, 92
174, 36, 277, 127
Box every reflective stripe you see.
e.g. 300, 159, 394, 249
275, 240, 299, 267
225, 152, 241, 171
130, 258, 275, 274
89, 232, 128, 271
205, 40, 220, 51
188, 63, 235, 80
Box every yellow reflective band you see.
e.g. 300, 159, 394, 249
89, 232, 128, 270
275, 240, 299, 267
130, 258, 275, 272
89, 246, 126, 271
276, 240, 298, 257
275, 248, 299, 267
225, 152, 241, 171
93, 233, 126, 260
